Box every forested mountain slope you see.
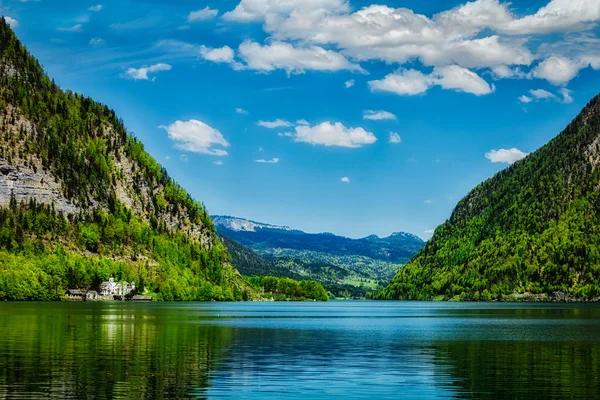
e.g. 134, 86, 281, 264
0, 18, 255, 301
382, 94, 600, 301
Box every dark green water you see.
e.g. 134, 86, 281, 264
1, 302, 599, 399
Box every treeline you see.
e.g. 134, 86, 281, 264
247, 276, 328, 301
382, 95, 600, 301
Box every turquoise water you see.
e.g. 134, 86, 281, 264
1, 301, 599, 399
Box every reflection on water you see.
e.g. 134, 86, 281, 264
0, 302, 599, 399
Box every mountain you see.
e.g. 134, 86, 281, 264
382, 94, 600, 301
213, 215, 425, 298
0, 18, 255, 301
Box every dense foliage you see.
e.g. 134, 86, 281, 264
0, 198, 251, 301
0, 18, 252, 301
247, 276, 328, 301
382, 95, 600, 301
220, 234, 391, 298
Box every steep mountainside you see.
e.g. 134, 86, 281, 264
214, 215, 425, 298
383, 94, 600, 301
0, 19, 255, 301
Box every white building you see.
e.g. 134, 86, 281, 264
100, 277, 135, 297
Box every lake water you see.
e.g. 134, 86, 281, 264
1, 301, 599, 399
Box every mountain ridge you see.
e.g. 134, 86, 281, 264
212, 215, 424, 243
382, 93, 600, 301
0, 18, 255, 301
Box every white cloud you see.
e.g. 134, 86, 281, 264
88, 4, 103, 12
236, 108, 249, 115
424, 200, 433, 204
263, 3, 533, 70
424, 229, 435, 234
255, 158, 280, 164
341, 176, 351, 183
296, 119, 309, 125
389, 132, 402, 144
492, 65, 527, 79
223, 0, 350, 22
291, 121, 377, 148
500, 0, 600, 35
369, 69, 433, 96
238, 40, 364, 74
369, 65, 494, 96
435, 65, 496, 95
180, 154, 189, 163
189, 7, 219, 22
485, 148, 528, 164
58, 24, 83, 32
89, 37, 104, 46
4, 16, 18, 28
160, 119, 230, 156
559, 88, 574, 104
518, 95, 533, 103
258, 119, 293, 128
533, 56, 584, 85
519, 88, 574, 104
363, 110, 397, 121
218, 0, 600, 92
200, 45, 235, 63
124, 63, 172, 81
213, 160, 224, 166
345, 79, 355, 89
529, 88, 557, 100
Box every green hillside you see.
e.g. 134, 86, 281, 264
0, 18, 255, 301
382, 94, 600, 301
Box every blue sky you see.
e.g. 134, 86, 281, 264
2, 0, 600, 239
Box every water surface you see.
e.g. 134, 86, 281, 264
1, 301, 599, 399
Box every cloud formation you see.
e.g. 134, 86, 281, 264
217, 0, 600, 88
58, 24, 83, 32
363, 110, 397, 121
369, 66, 494, 96
200, 45, 235, 63
124, 63, 172, 81
224, 0, 350, 22
389, 132, 402, 144
485, 148, 528, 164
291, 121, 377, 148
189, 7, 219, 22
258, 119, 293, 128
238, 40, 364, 74
160, 120, 230, 156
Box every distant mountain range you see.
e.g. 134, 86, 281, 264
213, 215, 425, 298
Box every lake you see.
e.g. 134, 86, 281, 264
0, 301, 599, 399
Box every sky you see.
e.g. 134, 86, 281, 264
2, 0, 600, 239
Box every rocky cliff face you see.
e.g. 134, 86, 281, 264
0, 104, 213, 247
